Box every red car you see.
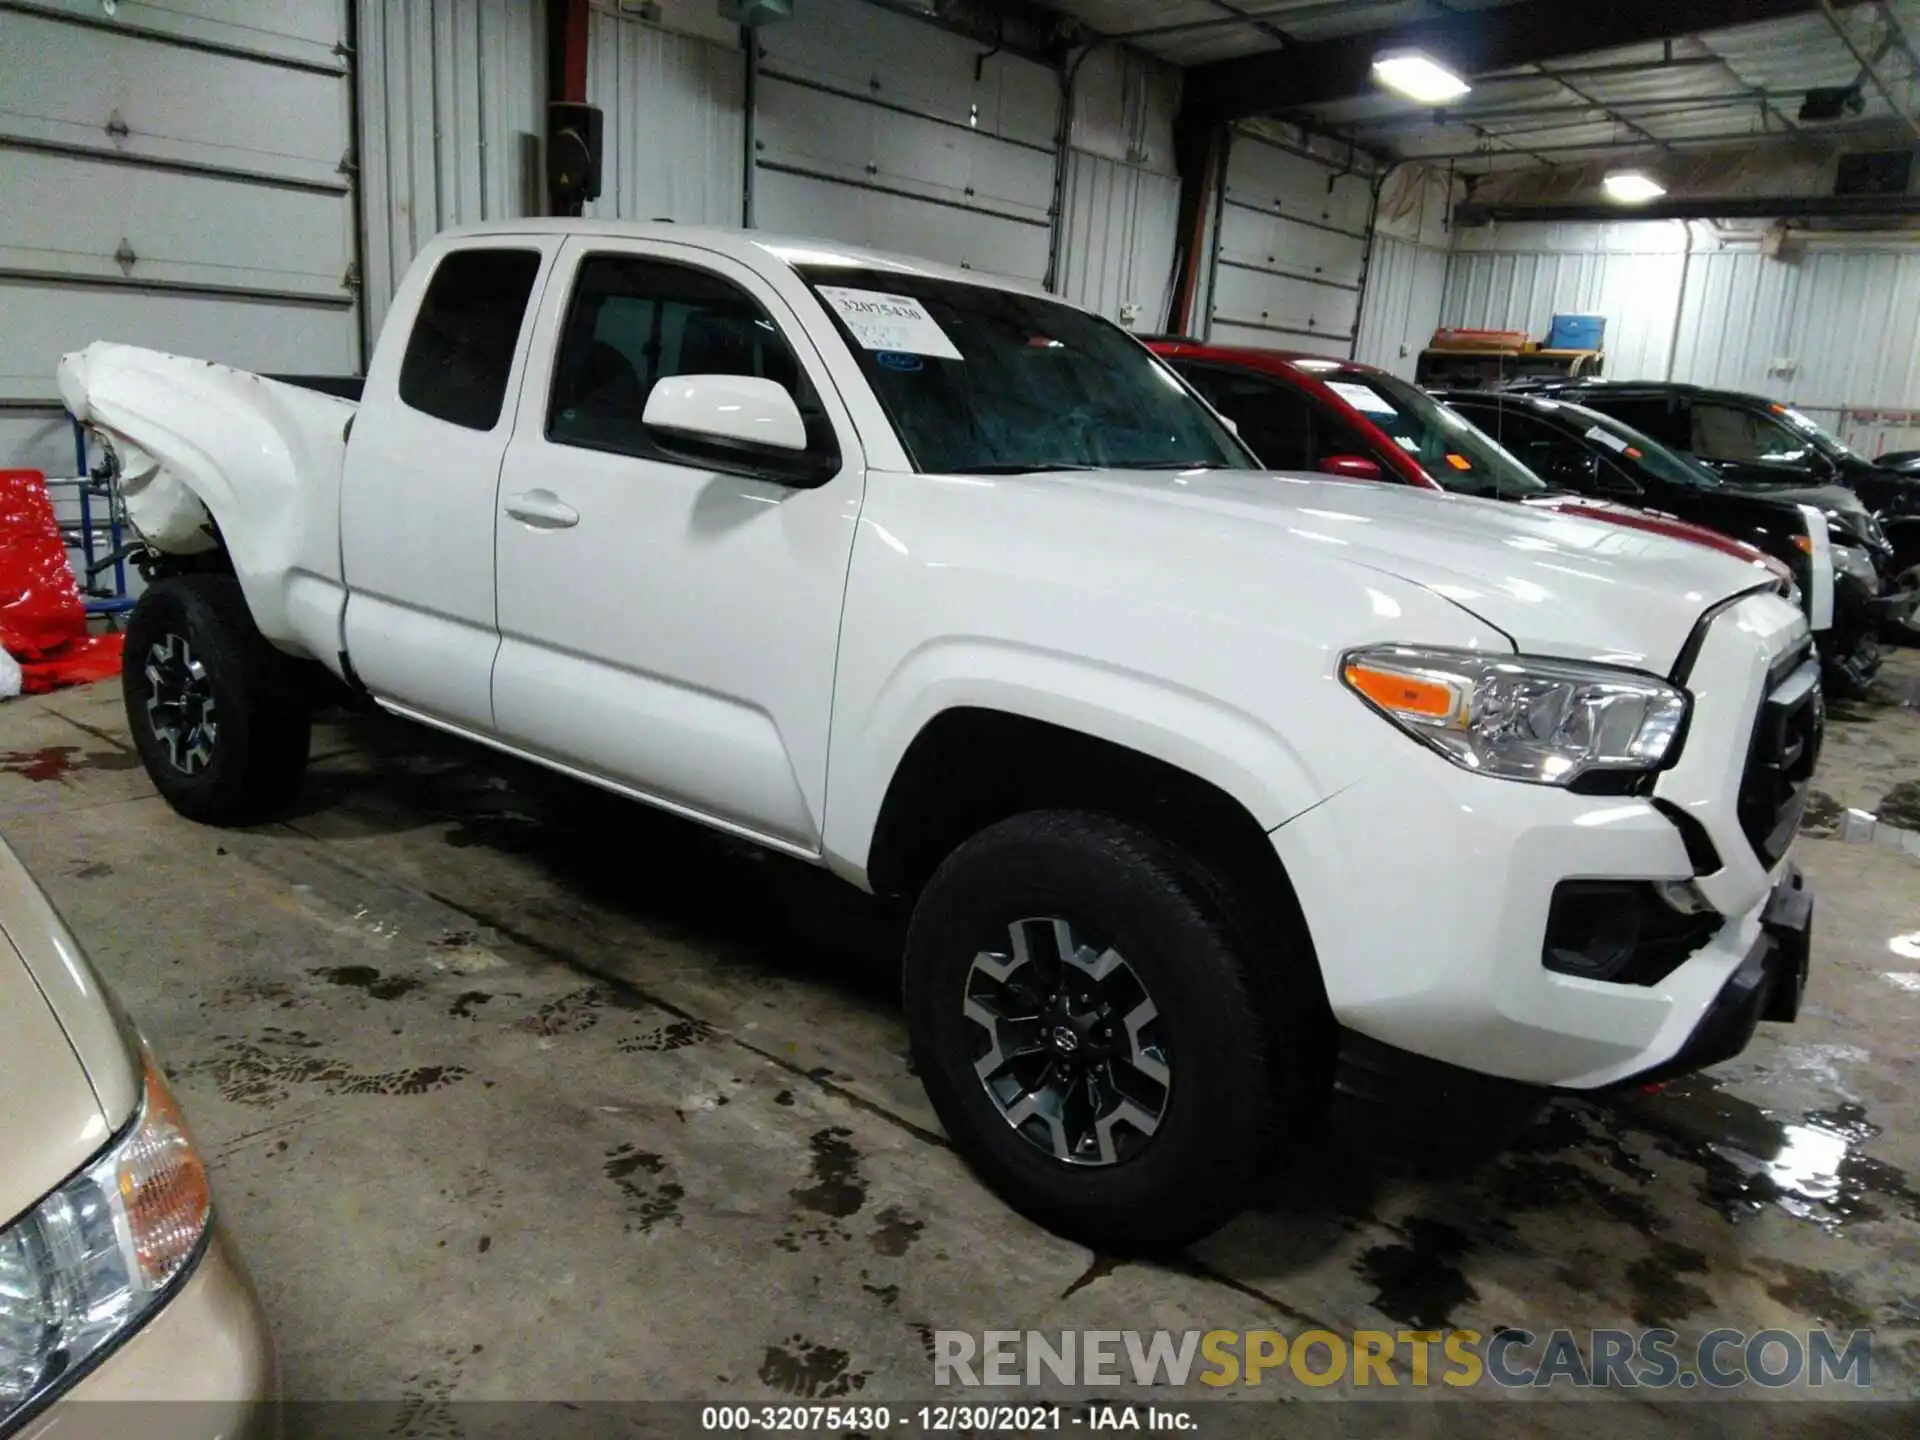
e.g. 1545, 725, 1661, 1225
1145, 340, 1792, 578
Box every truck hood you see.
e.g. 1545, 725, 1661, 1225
1026, 467, 1784, 671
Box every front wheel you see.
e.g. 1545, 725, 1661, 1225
123, 575, 312, 823
904, 810, 1316, 1253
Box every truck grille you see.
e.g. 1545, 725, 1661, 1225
1736, 642, 1822, 867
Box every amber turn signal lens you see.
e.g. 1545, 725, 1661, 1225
119, 1058, 212, 1284
1343, 663, 1458, 720
1792, 533, 1815, 554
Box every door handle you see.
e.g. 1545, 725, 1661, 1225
504, 489, 579, 529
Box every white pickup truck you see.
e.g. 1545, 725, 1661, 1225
61, 221, 1818, 1249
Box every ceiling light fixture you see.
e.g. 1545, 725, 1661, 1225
1602, 171, 1666, 204
1371, 50, 1471, 105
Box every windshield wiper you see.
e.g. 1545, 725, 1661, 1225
949, 462, 1102, 474
1130, 460, 1230, 470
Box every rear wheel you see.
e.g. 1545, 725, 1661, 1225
904, 810, 1320, 1252
123, 575, 311, 823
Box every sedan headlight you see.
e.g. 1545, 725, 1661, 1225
0, 1056, 210, 1423
1342, 645, 1689, 785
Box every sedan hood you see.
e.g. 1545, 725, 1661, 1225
0, 842, 138, 1226
1036, 468, 1786, 671
0, 940, 112, 1226
1717, 478, 1865, 514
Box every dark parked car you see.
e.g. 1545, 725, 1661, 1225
1143, 341, 1832, 668
1518, 380, 1920, 628
1437, 389, 1904, 696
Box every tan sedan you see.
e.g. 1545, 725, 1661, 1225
0, 838, 276, 1438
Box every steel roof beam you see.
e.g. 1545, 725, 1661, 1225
1181, 0, 1870, 122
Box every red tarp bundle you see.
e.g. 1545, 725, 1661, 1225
0, 468, 123, 694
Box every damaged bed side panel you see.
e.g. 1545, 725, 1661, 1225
58, 343, 354, 668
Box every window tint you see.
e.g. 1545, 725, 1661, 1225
1177, 365, 1315, 470
1692, 402, 1811, 465
399, 249, 541, 431
1461, 407, 1606, 492
548, 254, 827, 460
1582, 395, 1687, 449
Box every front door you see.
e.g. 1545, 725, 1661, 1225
490, 239, 865, 853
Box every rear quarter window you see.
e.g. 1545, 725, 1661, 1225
398, 248, 542, 431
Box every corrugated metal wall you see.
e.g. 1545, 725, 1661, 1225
1442, 222, 1689, 381
1353, 235, 1447, 379
585, 10, 744, 225
1672, 244, 1920, 410
356, 0, 545, 342
1055, 47, 1179, 328
1442, 223, 1920, 428
1057, 153, 1179, 327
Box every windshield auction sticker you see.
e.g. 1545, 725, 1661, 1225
1327, 380, 1396, 415
817, 287, 962, 360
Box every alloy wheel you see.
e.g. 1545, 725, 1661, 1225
963, 917, 1171, 1167
144, 633, 218, 775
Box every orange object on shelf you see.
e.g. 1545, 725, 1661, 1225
0, 468, 124, 693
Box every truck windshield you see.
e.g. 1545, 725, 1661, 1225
794, 265, 1251, 475
1558, 403, 1722, 489
1324, 370, 1545, 498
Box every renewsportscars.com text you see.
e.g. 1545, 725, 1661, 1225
932, 1327, 1874, 1390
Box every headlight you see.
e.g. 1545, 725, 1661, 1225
1342, 645, 1689, 786
0, 1055, 210, 1424
1827, 510, 1887, 550
1832, 543, 1877, 586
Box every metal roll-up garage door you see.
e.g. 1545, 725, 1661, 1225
0, 0, 360, 455
1209, 128, 1373, 356
751, 0, 1061, 283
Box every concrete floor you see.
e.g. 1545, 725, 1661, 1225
4, 654, 1920, 1434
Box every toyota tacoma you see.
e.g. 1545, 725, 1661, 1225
60, 221, 1817, 1250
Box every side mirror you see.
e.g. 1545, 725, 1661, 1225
1318, 453, 1382, 482
643, 374, 807, 452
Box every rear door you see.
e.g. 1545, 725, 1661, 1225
339, 240, 562, 730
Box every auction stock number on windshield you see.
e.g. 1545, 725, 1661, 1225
702, 1405, 1075, 1432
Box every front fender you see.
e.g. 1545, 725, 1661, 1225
58, 343, 351, 657
821, 638, 1337, 884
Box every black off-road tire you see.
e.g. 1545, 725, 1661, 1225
123, 574, 312, 823
903, 810, 1323, 1253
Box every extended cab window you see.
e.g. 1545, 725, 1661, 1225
398, 248, 541, 431
548, 254, 830, 461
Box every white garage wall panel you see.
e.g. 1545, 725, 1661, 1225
1442, 223, 1689, 382
1353, 235, 1447, 380
1671, 244, 1920, 411
1057, 153, 1178, 328
1209, 130, 1374, 355
1055, 46, 1180, 329
356, 0, 546, 340
0, 2, 359, 452
1443, 222, 1920, 430
585, 12, 744, 225
752, 0, 1061, 282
